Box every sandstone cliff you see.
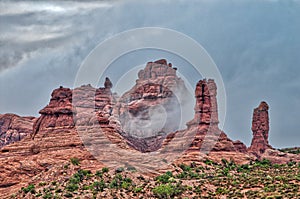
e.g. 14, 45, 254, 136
114, 59, 190, 152
0, 113, 35, 148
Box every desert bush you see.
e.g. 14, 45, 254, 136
102, 167, 109, 173
70, 157, 80, 166
179, 164, 191, 172
156, 172, 172, 183
22, 184, 35, 194
66, 183, 78, 192
153, 183, 183, 198
93, 180, 106, 192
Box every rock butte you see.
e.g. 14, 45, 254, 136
0, 59, 299, 197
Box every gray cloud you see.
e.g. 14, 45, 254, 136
0, 0, 300, 148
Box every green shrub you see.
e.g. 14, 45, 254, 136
215, 187, 229, 195
63, 164, 69, 169
93, 180, 106, 192
153, 184, 179, 198
109, 179, 119, 189
43, 192, 53, 199
102, 167, 109, 173
287, 161, 296, 167
55, 189, 62, 193
124, 177, 132, 183
66, 183, 79, 192
39, 182, 47, 186
95, 170, 102, 177
222, 167, 230, 176
257, 159, 271, 167
204, 159, 215, 165
176, 171, 188, 179
188, 171, 200, 179
134, 187, 143, 193
69, 176, 80, 184
179, 164, 191, 172
221, 158, 229, 165
70, 158, 80, 166
121, 181, 131, 189
155, 173, 172, 183
237, 164, 250, 172
194, 186, 201, 194
22, 184, 35, 194
70, 169, 89, 183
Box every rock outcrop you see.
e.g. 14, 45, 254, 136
114, 59, 190, 152
32, 87, 74, 138
187, 79, 219, 128
186, 79, 247, 154
160, 79, 251, 165
248, 101, 272, 155
0, 82, 129, 197
0, 113, 35, 148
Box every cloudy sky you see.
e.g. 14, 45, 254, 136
0, 0, 299, 148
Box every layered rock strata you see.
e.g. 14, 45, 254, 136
114, 59, 190, 152
0, 114, 35, 148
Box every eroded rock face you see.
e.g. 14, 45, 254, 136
114, 59, 190, 152
187, 79, 219, 128
0, 114, 35, 148
0, 82, 128, 197
248, 101, 272, 155
32, 87, 74, 138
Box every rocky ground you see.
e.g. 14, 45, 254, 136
11, 158, 300, 199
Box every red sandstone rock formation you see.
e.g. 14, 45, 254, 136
32, 87, 74, 138
248, 101, 272, 155
187, 79, 218, 128
0, 113, 35, 148
247, 102, 300, 162
0, 82, 129, 197
185, 79, 247, 153
115, 60, 189, 152
160, 79, 251, 165
0, 59, 299, 198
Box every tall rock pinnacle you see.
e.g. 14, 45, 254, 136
248, 101, 271, 155
187, 79, 219, 128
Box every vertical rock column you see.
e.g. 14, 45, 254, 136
248, 101, 271, 154
186, 79, 221, 151
187, 79, 219, 129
